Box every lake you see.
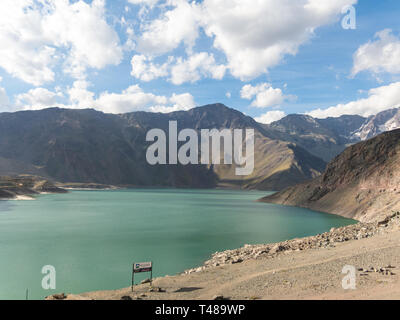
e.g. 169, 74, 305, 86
0, 189, 356, 300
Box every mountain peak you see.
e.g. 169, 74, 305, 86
352, 107, 400, 141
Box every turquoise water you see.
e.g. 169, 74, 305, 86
0, 189, 356, 300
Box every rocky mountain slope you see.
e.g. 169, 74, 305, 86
261, 129, 400, 222
265, 114, 366, 161
0, 104, 326, 191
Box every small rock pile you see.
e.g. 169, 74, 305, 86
358, 265, 396, 276
184, 212, 400, 274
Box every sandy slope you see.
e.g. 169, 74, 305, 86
55, 219, 400, 300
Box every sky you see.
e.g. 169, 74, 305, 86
0, 0, 399, 124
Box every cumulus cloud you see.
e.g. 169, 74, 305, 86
136, 0, 200, 55
149, 93, 195, 113
170, 52, 226, 85
0, 0, 122, 85
199, 0, 357, 80
131, 52, 226, 85
352, 29, 400, 77
255, 110, 286, 124
131, 55, 171, 82
45, 0, 123, 79
15, 88, 63, 110
307, 82, 400, 118
93, 87, 194, 114
241, 83, 292, 108
68, 80, 96, 109
131, 0, 356, 81
66, 81, 194, 114
8, 77, 196, 114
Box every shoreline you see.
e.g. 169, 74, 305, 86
47, 212, 400, 300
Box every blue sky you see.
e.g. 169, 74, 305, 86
0, 0, 399, 123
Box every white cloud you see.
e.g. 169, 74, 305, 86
68, 80, 95, 109
200, 0, 357, 80
0, 0, 122, 85
136, 0, 200, 55
241, 83, 291, 108
307, 82, 400, 118
15, 88, 63, 110
149, 93, 195, 113
131, 55, 170, 82
44, 0, 123, 79
131, 52, 226, 85
93, 85, 166, 114
132, 0, 356, 80
94, 86, 195, 114
352, 29, 400, 77
170, 52, 226, 85
13, 81, 196, 114
0, 0, 55, 86
255, 110, 286, 124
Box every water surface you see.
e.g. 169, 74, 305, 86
0, 189, 356, 300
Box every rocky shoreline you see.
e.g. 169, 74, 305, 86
0, 175, 67, 200
59, 182, 120, 190
184, 212, 400, 274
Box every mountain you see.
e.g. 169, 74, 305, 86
264, 114, 366, 162
352, 107, 400, 141
261, 129, 400, 222
0, 104, 326, 191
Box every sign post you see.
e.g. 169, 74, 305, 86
131, 262, 153, 292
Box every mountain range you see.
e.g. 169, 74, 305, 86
0, 104, 399, 191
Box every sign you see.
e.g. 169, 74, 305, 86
132, 261, 153, 291
134, 262, 152, 273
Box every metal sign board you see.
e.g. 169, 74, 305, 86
133, 262, 152, 273
132, 261, 153, 291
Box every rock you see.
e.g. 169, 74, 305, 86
232, 258, 243, 264
52, 293, 66, 300
141, 278, 152, 284
270, 244, 285, 254
121, 296, 133, 300
213, 295, 229, 300
150, 287, 165, 293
